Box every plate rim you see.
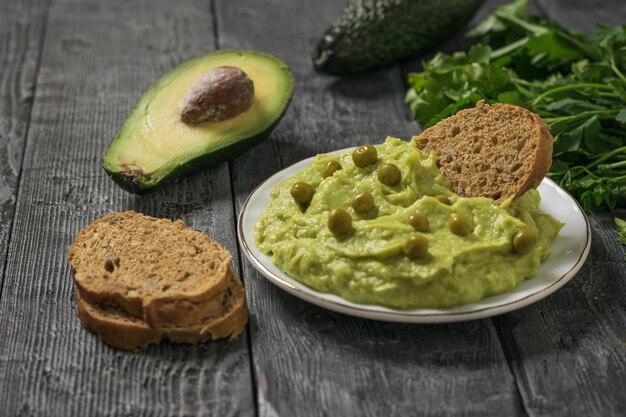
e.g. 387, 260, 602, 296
237, 151, 591, 323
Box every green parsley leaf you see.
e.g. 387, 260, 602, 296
615, 217, 626, 245
405, 0, 626, 212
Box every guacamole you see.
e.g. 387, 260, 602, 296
254, 137, 563, 309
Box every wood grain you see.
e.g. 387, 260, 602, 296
217, 0, 523, 415
534, 0, 626, 33
0, 0, 254, 416
1, 0, 625, 415
400, 2, 626, 414
487, 4, 626, 416
0, 0, 47, 297
493, 212, 626, 417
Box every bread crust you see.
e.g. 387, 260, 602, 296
521, 111, 553, 192
68, 211, 232, 326
76, 272, 248, 350
143, 292, 228, 328
76, 298, 161, 350
413, 102, 553, 203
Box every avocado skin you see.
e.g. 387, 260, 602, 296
314, 0, 484, 75
105, 112, 289, 194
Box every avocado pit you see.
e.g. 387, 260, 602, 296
181, 66, 254, 124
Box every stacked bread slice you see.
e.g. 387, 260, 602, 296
68, 211, 248, 350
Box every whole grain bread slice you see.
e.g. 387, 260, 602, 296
413, 101, 553, 203
68, 211, 231, 327
76, 271, 248, 350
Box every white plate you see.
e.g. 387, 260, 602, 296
237, 150, 591, 323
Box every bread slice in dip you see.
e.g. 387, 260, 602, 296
254, 134, 562, 309
413, 101, 553, 203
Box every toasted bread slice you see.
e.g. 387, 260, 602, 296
413, 101, 553, 203
68, 211, 231, 326
76, 272, 248, 350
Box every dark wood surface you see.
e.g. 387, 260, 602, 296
0, 0, 624, 416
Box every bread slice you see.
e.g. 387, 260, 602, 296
76, 272, 248, 350
68, 211, 231, 327
413, 101, 553, 203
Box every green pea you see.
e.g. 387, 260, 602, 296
352, 144, 378, 167
377, 163, 401, 186
352, 192, 375, 213
328, 208, 352, 236
323, 160, 342, 178
449, 213, 470, 236
435, 194, 451, 205
290, 182, 315, 205
407, 213, 429, 232
513, 228, 537, 254
403, 234, 429, 258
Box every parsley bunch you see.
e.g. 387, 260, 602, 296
405, 0, 626, 212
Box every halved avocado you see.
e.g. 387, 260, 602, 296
103, 49, 294, 193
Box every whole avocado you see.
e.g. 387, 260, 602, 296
314, 0, 484, 75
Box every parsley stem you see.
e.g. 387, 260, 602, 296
574, 166, 601, 179
543, 109, 618, 123
495, 11, 548, 36
491, 37, 529, 59
597, 92, 620, 98
586, 146, 626, 169
531, 84, 615, 106
609, 58, 626, 85
602, 161, 626, 170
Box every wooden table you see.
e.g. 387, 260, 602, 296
0, 0, 625, 416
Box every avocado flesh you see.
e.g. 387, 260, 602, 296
104, 50, 294, 193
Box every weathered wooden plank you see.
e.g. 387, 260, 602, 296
0, 0, 47, 296
490, 2, 626, 416
494, 212, 626, 417
217, 0, 523, 415
0, 0, 254, 416
534, 0, 626, 33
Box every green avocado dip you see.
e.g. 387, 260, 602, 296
254, 137, 563, 309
